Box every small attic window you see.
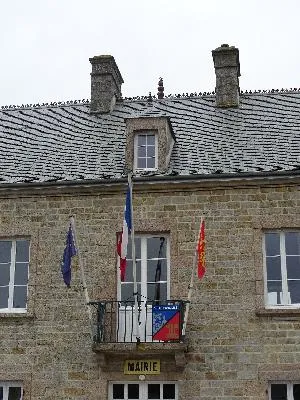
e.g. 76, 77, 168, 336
125, 117, 175, 174
134, 131, 158, 170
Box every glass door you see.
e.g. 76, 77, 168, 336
118, 235, 169, 342
110, 382, 177, 400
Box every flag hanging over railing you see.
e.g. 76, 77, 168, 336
61, 224, 77, 287
117, 185, 132, 281
197, 219, 206, 279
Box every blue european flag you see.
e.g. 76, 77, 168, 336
61, 224, 77, 287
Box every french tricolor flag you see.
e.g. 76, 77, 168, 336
117, 185, 132, 281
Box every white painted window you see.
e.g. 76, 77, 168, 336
269, 382, 300, 399
264, 231, 300, 307
0, 382, 23, 400
118, 235, 170, 341
109, 382, 178, 400
119, 235, 170, 303
134, 132, 157, 170
0, 240, 30, 312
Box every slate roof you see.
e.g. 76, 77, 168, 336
0, 91, 300, 185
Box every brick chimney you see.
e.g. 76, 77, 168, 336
89, 55, 124, 113
212, 44, 240, 108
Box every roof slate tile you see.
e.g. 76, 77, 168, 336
0, 93, 299, 184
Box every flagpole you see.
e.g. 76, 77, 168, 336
70, 216, 94, 339
128, 173, 141, 343
182, 217, 203, 337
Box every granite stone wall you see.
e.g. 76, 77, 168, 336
0, 178, 299, 399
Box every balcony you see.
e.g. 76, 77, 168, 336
89, 300, 188, 371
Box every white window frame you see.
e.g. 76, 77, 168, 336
117, 234, 170, 302
134, 131, 158, 171
269, 381, 300, 400
263, 231, 300, 308
0, 239, 29, 313
109, 381, 178, 400
117, 234, 170, 342
0, 381, 23, 400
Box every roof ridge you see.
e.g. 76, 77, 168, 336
2, 87, 300, 110
0, 98, 90, 111
240, 88, 300, 95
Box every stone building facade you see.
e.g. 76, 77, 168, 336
0, 44, 299, 400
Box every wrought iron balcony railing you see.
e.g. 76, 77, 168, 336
89, 300, 186, 344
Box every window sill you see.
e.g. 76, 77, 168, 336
134, 168, 158, 174
0, 312, 34, 319
256, 308, 300, 318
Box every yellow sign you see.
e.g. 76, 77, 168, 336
124, 359, 160, 375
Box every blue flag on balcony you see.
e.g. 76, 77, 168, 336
61, 224, 77, 287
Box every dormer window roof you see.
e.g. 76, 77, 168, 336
125, 115, 175, 174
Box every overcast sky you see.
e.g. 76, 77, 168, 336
1, 0, 300, 106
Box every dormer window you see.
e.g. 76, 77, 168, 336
125, 116, 175, 174
135, 131, 157, 170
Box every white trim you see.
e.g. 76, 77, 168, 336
280, 232, 289, 304
264, 230, 300, 307
118, 234, 170, 302
134, 131, 158, 171
117, 234, 170, 342
8, 241, 16, 310
0, 381, 23, 400
109, 381, 178, 400
0, 239, 29, 313
268, 381, 300, 400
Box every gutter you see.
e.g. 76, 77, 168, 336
0, 169, 299, 193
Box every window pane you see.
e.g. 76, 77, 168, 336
148, 384, 160, 399
146, 135, 155, 146
0, 241, 11, 263
0, 387, 3, 400
147, 259, 167, 282
128, 384, 139, 399
0, 286, 9, 308
286, 256, 300, 279
13, 286, 27, 308
147, 145, 155, 158
147, 282, 167, 302
267, 281, 282, 305
285, 232, 300, 255
146, 157, 155, 169
138, 135, 147, 146
8, 387, 22, 400
266, 257, 282, 280
288, 280, 300, 304
294, 384, 300, 400
121, 283, 141, 303
123, 260, 141, 283
14, 263, 28, 285
138, 146, 146, 157
163, 384, 175, 399
147, 237, 167, 259
137, 158, 146, 169
0, 264, 10, 286
265, 233, 280, 256
271, 384, 287, 399
127, 238, 141, 260
16, 240, 30, 262
113, 384, 124, 399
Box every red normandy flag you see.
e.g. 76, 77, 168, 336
197, 219, 206, 279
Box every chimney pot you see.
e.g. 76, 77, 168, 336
212, 44, 240, 108
89, 55, 124, 113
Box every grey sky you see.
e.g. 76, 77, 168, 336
1, 0, 300, 106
